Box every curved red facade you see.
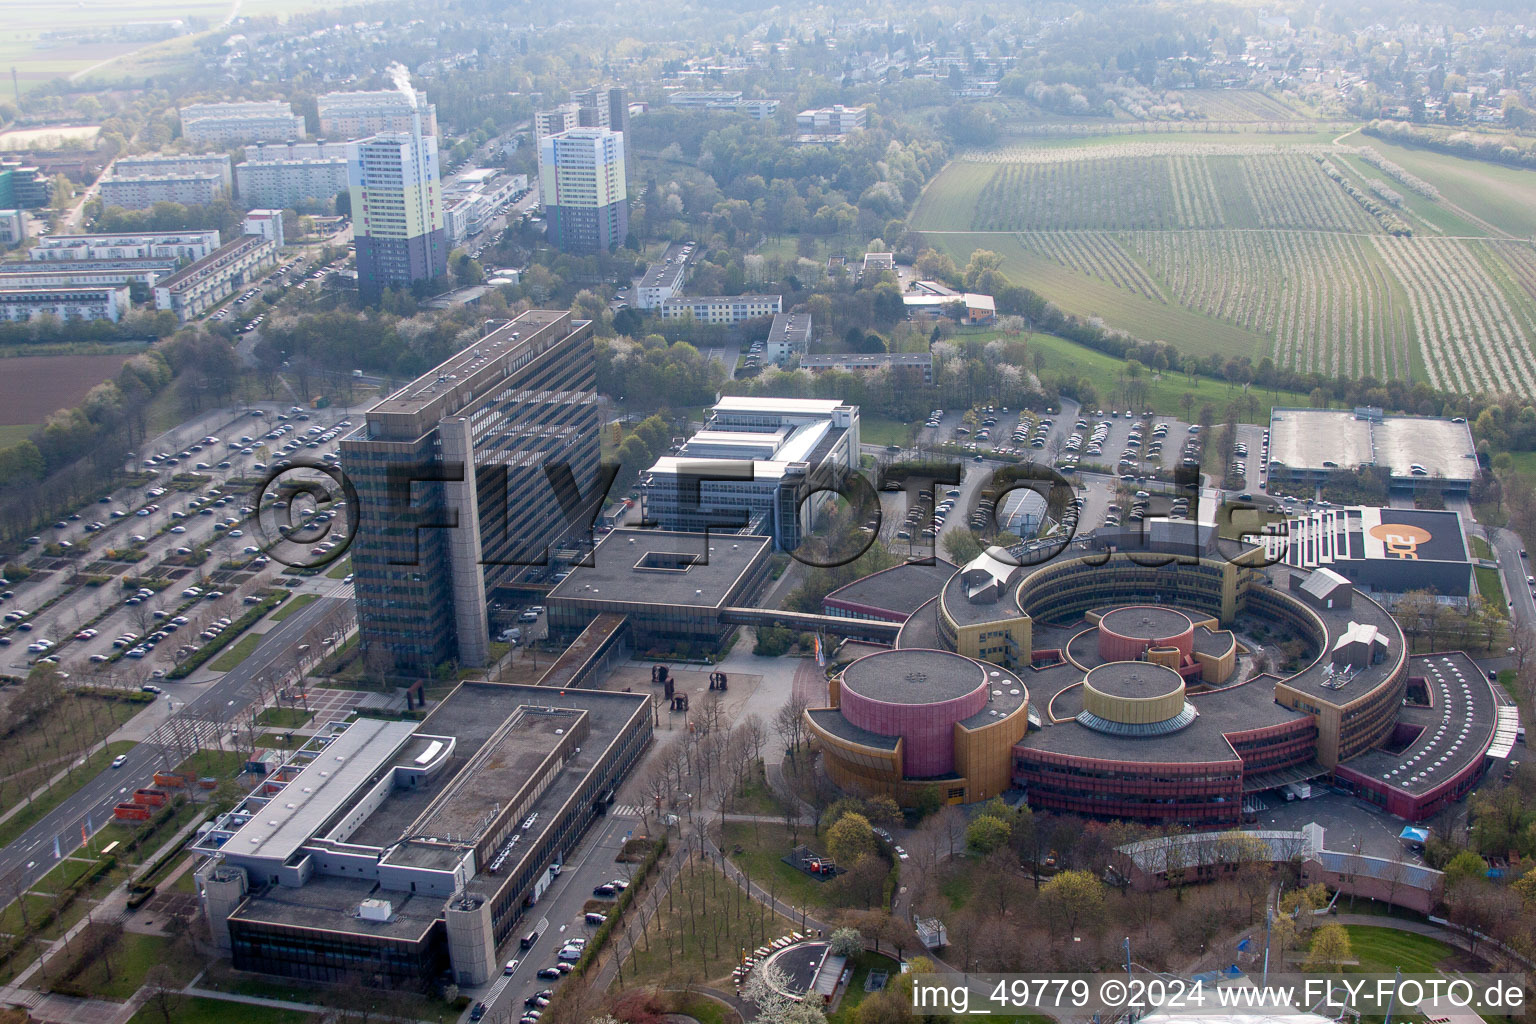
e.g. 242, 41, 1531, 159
1097, 606, 1195, 662
840, 652, 989, 778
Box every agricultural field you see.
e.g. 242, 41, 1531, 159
0, 125, 101, 152
0, 353, 135, 430
0, 0, 339, 88
912, 132, 1536, 396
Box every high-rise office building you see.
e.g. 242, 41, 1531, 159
340, 310, 600, 672
348, 117, 446, 304
539, 127, 628, 254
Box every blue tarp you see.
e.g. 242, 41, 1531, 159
1399, 826, 1430, 843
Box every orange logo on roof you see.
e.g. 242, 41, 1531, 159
1368, 523, 1431, 560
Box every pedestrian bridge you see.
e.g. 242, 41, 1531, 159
718, 607, 902, 643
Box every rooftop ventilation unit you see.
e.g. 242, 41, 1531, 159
358, 898, 393, 922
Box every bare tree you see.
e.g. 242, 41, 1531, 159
142, 965, 182, 1024
772, 692, 812, 761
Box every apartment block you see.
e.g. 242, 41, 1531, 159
180, 101, 306, 146
153, 234, 277, 322
0, 285, 131, 322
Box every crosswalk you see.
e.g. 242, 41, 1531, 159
610, 804, 644, 818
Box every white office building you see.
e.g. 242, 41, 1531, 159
640, 396, 860, 551
796, 105, 868, 133
659, 293, 781, 324
180, 101, 305, 146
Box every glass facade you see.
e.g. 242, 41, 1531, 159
344, 315, 598, 673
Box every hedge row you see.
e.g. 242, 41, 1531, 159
575, 833, 670, 979
167, 591, 288, 679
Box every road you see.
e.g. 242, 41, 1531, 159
466, 812, 643, 1022
0, 589, 347, 893
1487, 525, 1533, 636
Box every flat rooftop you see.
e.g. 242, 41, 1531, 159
1086, 661, 1184, 700
1026, 672, 1306, 763
229, 872, 444, 942
639, 243, 690, 289
824, 559, 957, 617
1099, 606, 1193, 641
222, 718, 419, 867
1267, 408, 1477, 482
841, 648, 987, 705
1274, 580, 1405, 704
1265, 506, 1469, 568
413, 708, 579, 845
550, 529, 770, 609
711, 396, 848, 417
768, 312, 811, 346
1343, 651, 1499, 796
367, 309, 573, 419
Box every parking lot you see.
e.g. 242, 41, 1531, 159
0, 403, 358, 681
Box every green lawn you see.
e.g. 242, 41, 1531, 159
859, 414, 918, 448
1358, 135, 1536, 239
209, 631, 266, 672
256, 706, 312, 729
1472, 535, 1495, 561
0, 424, 36, 446
720, 822, 842, 911
0, 741, 138, 850
64, 931, 197, 1000
1340, 925, 1457, 973
324, 557, 352, 580
176, 749, 247, 780
828, 951, 900, 1024
965, 328, 1309, 423
127, 996, 317, 1024
268, 592, 318, 621
1476, 565, 1507, 608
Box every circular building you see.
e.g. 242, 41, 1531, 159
1096, 606, 1195, 662
808, 648, 1030, 805
1079, 662, 1198, 735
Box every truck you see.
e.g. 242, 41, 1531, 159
1282, 782, 1313, 801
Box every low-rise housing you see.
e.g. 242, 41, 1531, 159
153, 233, 277, 322
764, 311, 812, 362
659, 293, 781, 325
29, 231, 222, 263
0, 285, 130, 322
800, 351, 934, 383
635, 243, 694, 309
